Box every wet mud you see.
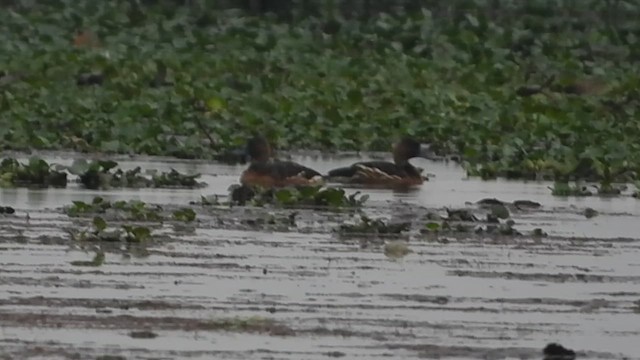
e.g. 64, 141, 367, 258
1, 152, 639, 359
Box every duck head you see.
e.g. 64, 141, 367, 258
244, 134, 272, 163
392, 137, 435, 164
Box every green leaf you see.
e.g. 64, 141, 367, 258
131, 226, 151, 241
206, 97, 225, 112
274, 188, 295, 205
490, 204, 510, 219
69, 159, 90, 175
101, 140, 121, 153
173, 208, 196, 222
465, 14, 479, 27
92, 216, 107, 233
320, 188, 347, 207
98, 160, 119, 172
425, 222, 441, 231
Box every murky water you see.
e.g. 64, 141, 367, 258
1, 152, 639, 359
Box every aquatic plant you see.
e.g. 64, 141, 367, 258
384, 240, 412, 259
549, 181, 629, 197
66, 197, 163, 221
190, 195, 220, 206
584, 207, 599, 219
421, 206, 523, 237
0, 157, 67, 188
70, 251, 105, 267
230, 185, 368, 209
172, 208, 197, 223
242, 212, 298, 231
549, 182, 593, 197
202, 316, 293, 335
66, 215, 155, 243
339, 215, 411, 236
0, 206, 16, 214
0, 1, 638, 182
68, 159, 205, 189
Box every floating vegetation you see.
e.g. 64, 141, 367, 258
383, 240, 412, 259
202, 316, 293, 336
190, 195, 221, 206
242, 212, 298, 231
421, 206, 522, 237
0, 157, 205, 190
229, 185, 368, 209
543, 343, 576, 360
129, 330, 158, 339
0, 158, 67, 188
70, 251, 105, 267
339, 215, 411, 237
66, 197, 164, 222
172, 208, 197, 223
0, 206, 16, 214
550, 181, 630, 197
584, 208, 599, 219
550, 182, 593, 197
67, 216, 155, 244
1, 1, 637, 181
68, 159, 206, 189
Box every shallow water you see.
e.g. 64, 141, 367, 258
1, 152, 639, 359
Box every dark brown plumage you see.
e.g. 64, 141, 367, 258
326, 137, 428, 188
240, 135, 323, 188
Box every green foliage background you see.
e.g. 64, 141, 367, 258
0, 0, 639, 181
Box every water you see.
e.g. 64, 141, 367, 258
0, 152, 639, 359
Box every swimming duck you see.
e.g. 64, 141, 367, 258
239, 134, 323, 188
326, 137, 432, 188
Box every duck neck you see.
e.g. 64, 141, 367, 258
251, 154, 269, 164
394, 155, 421, 178
393, 153, 408, 167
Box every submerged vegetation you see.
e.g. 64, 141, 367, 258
0, 0, 638, 182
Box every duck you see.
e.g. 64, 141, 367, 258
239, 134, 323, 188
325, 137, 433, 188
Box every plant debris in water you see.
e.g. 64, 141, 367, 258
202, 316, 293, 336
584, 207, 599, 219
384, 240, 412, 259
0, 206, 16, 214
70, 251, 105, 267
129, 330, 158, 339
549, 182, 593, 197
422, 207, 524, 237
172, 208, 197, 223
543, 343, 576, 360
550, 181, 632, 197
